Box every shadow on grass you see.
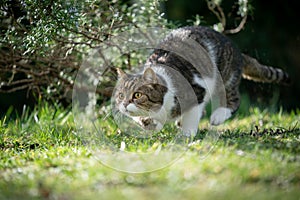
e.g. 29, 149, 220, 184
194, 125, 300, 155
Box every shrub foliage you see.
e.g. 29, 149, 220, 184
0, 0, 167, 102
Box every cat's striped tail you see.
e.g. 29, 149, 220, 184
242, 54, 291, 85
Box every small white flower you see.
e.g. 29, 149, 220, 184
120, 141, 126, 151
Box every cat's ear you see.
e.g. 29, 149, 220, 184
143, 68, 157, 82
116, 68, 128, 79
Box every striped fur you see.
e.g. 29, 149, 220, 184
242, 54, 291, 85
114, 26, 290, 133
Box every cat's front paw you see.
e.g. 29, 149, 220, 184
140, 117, 163, 131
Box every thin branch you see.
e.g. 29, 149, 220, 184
223, 15, 248, 34
206, 0, 226, 30
0, 78, 34, 87
206, 0, 248, 34
0, 83, 35, 93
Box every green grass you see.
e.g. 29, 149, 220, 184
0, 103, 300, 200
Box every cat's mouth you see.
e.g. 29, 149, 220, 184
121, 103, 146, 116
120, 103, 161, 117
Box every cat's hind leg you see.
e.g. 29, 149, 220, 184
210, 107, 232, 125
181, 103, 206, 137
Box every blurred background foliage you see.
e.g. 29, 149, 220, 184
0, 0, 299, 114
164, 0, 299, 112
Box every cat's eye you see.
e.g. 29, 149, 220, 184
133, 92, 142, 99
118, 93, 124, 99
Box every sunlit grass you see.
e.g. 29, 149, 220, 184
0, 102, 299, 199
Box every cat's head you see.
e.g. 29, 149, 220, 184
113, 68, 168, 117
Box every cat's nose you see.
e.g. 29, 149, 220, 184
123, 100, 131, 108
123, 102, 129, 108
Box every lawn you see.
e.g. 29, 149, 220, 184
0, 103, 299, 200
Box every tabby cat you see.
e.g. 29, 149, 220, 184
113, 26, 290, 136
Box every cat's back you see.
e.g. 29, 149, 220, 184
168, 26, 242, 68
147, 26, 243, 81
167, 26, 228, 45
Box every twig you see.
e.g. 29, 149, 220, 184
206, 0, 248, 34
223, 15, 247, 34
206, 0, 226, 31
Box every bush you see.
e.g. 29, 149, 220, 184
0, 0, 168, 103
